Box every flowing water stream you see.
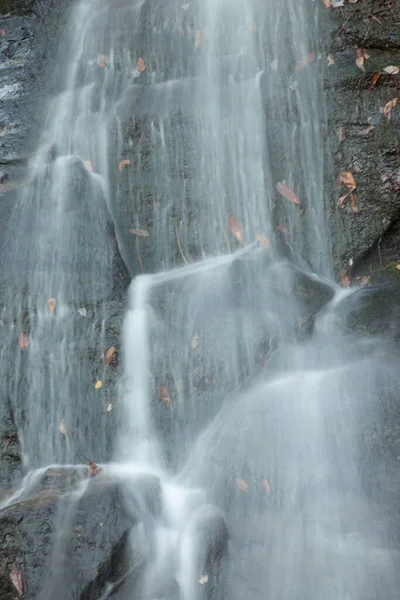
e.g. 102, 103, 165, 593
2, 0, 400, 598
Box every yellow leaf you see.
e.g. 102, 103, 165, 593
191, 333, 199, 349
48, 297, 56, 313
94, 380, 102, 389
256, 233, 271, 248
137, 57, 146, 73
194, 29, 201, 48
236, 478, 248, 492
104, 346, 117, 366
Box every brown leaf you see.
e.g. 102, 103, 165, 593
194, 30, 201, 49
341, 271, 350, 288
48, 297, 56, 313
10, 564, 24, 596
104, 346, 117, 366
129, 228, 149, 237
137, 57, 146, 73
228, 216, 244, 245
88, 460, 103, 477
339, 171, 357, 191
276, 182, 301, 205
118, 159, 131, 172
256, 233, 271, 248
158, 385, 171, 406
350, 191, 358, 213
382, 98, 398, 119
338, 191, 351, 207
236, 478, 248, 492
191, 333, 199, 349
263, 479, 271, 493
369, 72, 381, 89
85, 160, 94, 173
295, 52, 316, 72
18, 333, 30, 350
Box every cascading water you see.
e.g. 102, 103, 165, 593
1, 0, 400, 599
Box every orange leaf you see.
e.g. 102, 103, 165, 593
118, 159, 130, 172
369, 72, 381, 89
48, 298, 56, 313
158, 385, 171, 406
295, 52, 316, 72
228, 216, 244, 245
137, 57, 146, 73
85, 160, 94, 173
341, 271, 350, 288
194, 30, 201, 48
236, 478, 248, 492
129, 228, 149, 237
350, 191, 358, 213
263, 479, 271, 493
276, 182, 301, 205
256, 233, 271, 248
18, 333, 29, 350
104, 346, 117, 366
339, 171, 356, 190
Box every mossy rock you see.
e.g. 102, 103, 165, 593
369, 262, 400, 285
0, 0, 36, 15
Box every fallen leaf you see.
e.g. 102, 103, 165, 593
137, 57, 146, 72
0, 29, 5, 38
194, 29, 201, 48
350, 191, 358, 213
191, 333, 199, 349
236, 478, 248, 492
295, 52, 316, 72
263, 479, 271, 493
228, 216, 244, 245
104, 346, 117, 366
341, 271, 350, 288
85, 160, 94, 173
256, 233, 271, 248
356, 48, 369, 73
199, 574, 209, 585
118, 159, 131, 172
94, 380, 102, 389
339, 171, 357, 191
107, 403, 113, 412
360, 276, 370, 285
78, 307, 87, 317
129, 228, 149, 237
97, 55, 108, 68
18, 333, 30, 350
59, 419, 67, 436
48, 297, 56, 313
337, 125, 346, 143
322, 0, 332, 8
338, 191, 351, 207
276, 225, 289, 237
158, 385, 171, 406
382, 98, 398, 119
369, 72, 381, 89
10, 564, 23, 596
383, 66, 399, 75
88, 460, 103, 477
327, 54, 335, 66
276, 182, 301, 205
396, 264, 400, 271
356, 126, 374, 137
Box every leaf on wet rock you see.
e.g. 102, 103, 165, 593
59, 419, 67, 436
236, 478, 248, 492
383, 66, 399, 75
256, 233, 271, 248
337, 126, 346, 143
263, 479, 271, 493
228, 216, 244, 245
191, 333, 199, 349
18, 333, 30, 350
129, 228, 149, 237
199, 574, 208, 585
104, 346, 117, 366
322, 0, 332, 8
88, 460, 103, 477
339, 171, 356, 191
341, 271, 350, 288
10, 564, 23, 596
48, 297, 56, 313
94, 380, 103, 389
78, 307, 87, 317
396, 264, 400, 271
276, 182, 301, 205
107, 403, 113, 412
381, 98, 398, 120
97, 55, 108, 68
118, 159, 131, 172
327, 54, 335, 66
158, 385, 171, 406
350, 191, 358, 213
0, 29, 5, 38
137, 57, 146, 73
194, 29, 201, 48
369, 72, 381, 89
84, 160, 94, 173
295, 52, 316, 72
356, 48, 369, 73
